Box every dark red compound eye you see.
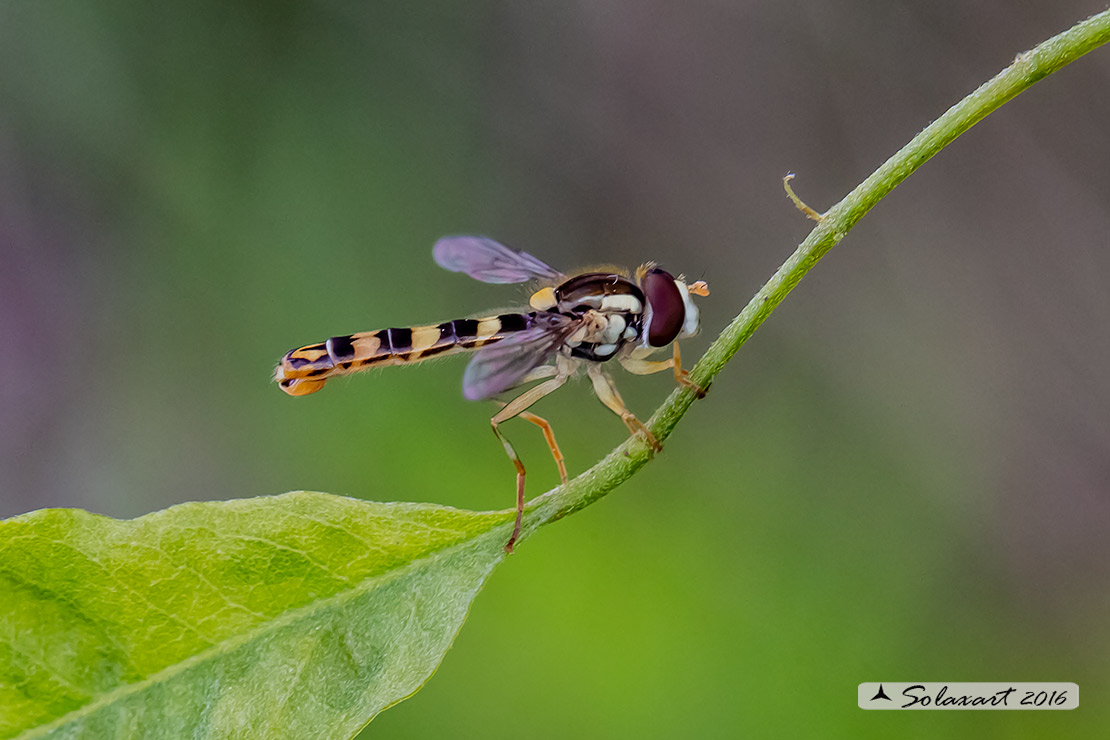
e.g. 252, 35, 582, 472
642, 268, 685, 347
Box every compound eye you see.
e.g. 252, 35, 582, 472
642, 268, 685, 347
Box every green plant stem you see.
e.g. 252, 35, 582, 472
523, 8, 1110, 533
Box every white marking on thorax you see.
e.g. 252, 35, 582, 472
601, 294, 643, 314
594, 343, 618, 357
600, 314, 626, 344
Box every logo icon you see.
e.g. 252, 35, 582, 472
870, 684, 892, 702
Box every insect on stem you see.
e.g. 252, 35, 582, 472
274, 236, 710, 551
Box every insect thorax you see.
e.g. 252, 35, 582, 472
551, 272, 646, 362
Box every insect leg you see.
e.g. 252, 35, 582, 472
519, 364, 559, 383
668, 343, 708, 397
491, 374, 569, 553
619, 343, 707, 398
587, 365, 663, 452
491, 365, 569, 484
518, 410, 569, 485
618, 357, 672, 375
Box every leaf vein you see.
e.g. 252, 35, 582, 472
12, 527, 504, 740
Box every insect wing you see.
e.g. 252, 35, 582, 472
433, 235, 563, 284
461, 315, 573, 400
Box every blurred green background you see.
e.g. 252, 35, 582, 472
2, 2, 1109, 737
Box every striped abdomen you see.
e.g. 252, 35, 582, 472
275, 313, 535, 396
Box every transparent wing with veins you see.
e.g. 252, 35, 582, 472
433, 236, 564, 284
462, 314, 577, 400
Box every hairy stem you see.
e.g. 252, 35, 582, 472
522, 9, 1110, 534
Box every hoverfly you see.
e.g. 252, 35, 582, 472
275, 236, 709, 552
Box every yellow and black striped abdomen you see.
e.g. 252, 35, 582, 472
275, 313, 533, 396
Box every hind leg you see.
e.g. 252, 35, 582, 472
587, 365, 662, 452
491, 374, 569, 552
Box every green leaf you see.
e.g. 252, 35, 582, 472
0, 491, 514, 739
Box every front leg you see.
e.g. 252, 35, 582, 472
620, 342, 707, 398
